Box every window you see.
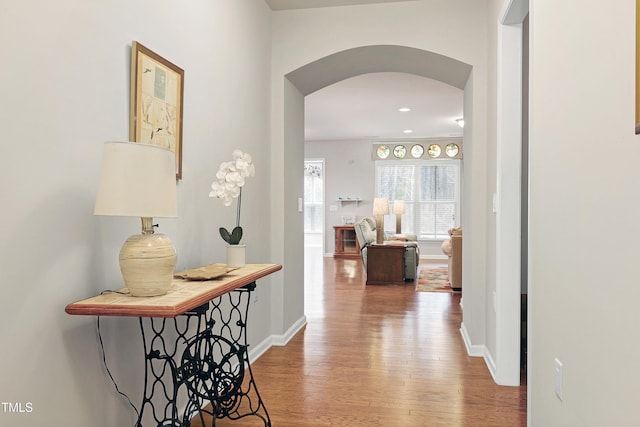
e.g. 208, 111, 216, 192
304, 160, 324, 233
376, 160, 460, 240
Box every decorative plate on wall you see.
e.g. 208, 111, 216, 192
445, 143, 460, 157
427, 144, 442, 158
393, 145, 407, 158
410, 144, 424, 158
376, 145, 390, 159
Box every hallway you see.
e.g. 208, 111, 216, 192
208, 252, 527, 426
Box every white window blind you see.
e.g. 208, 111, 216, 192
376, 160, 460, 240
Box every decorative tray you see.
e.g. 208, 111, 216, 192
174, 263, 234, 281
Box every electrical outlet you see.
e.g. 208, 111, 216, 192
554, 358, 563, 401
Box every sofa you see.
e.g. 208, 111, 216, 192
441, 226, 462, 291
353, 217, 420, 280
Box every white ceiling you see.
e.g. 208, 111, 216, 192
266, 0, 464, 142
265, 0, 417, 11
305, 72, 463, 142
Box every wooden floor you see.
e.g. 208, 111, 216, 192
194, 253, 527, 426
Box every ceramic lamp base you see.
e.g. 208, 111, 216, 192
226, 244, 246, 268
119, 233, 177, 296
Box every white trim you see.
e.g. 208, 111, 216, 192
273, 315, 308, 346
423, 254, 447, 260
494, 18, 524, 387
461, 323, 503, 384
483, 348, 498, 381
460, 323, 484, 357
247, 315, 308, 362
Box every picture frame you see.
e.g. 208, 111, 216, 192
130, 41, 184, 179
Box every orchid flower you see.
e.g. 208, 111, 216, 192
209, 150, 255, 244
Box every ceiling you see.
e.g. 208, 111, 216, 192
266, 0, 463, 142
305, 72, 463, 141
265, 0, 418, 11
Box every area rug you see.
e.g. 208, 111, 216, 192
416, 265, 456, 293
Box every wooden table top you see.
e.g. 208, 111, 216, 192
65, 263, 282, 318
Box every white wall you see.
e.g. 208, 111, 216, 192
529, 0, 640, 424
305, 140, 375, 254
0, 1, 273, 426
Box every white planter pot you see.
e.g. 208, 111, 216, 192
226, 244, 246, 268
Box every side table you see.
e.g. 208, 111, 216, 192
65, 263, 281, 427
333, 225, 361, 259
365, 244, 407, 285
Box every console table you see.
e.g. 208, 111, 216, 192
66, 263, 281, 427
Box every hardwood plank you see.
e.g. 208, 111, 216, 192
192, 255, 526, 426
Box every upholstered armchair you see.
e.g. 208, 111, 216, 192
353, 217, 420, 280
441, 227, 462, 291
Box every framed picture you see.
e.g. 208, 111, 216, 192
130, 41, 184, 179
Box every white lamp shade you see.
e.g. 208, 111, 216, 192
392, 200, 405, 215
94, 141, 177, 218
373, 197, 389, 215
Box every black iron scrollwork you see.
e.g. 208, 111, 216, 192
134, 283, 270, 426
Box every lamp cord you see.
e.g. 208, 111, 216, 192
96, 316, 140, 424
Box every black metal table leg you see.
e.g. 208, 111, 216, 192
136, 282, 270, 427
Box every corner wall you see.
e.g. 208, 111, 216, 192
0, 1, 273, 425
529, 0, 640, 424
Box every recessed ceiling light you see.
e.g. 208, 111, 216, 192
398, 107, 411, 112
403, 129, 413, 134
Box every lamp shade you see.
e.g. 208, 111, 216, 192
372, 197, 389, 216
392, 200, 405, 215
94, 141, 177, 218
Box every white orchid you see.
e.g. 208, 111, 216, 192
209, 150, 255, 244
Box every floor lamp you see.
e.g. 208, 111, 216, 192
372, 197, 389, 244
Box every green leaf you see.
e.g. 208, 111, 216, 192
219, 226, 243, 244
229, 226, 243, 245
219, 227, 232, 243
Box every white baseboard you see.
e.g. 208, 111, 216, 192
421, 254, 448, 260
483, 348, 498, 382
460, 323, 502, 384
247, 315, 307, 362
272, 315, 308, 346
460, 323, 485, 357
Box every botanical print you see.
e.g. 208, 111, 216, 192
137, 54, 180, 151
130, 41, 183, 178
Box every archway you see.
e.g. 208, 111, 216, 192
273, 44, 514, 384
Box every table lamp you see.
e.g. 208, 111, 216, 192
372, 197, 389, 244
94, 141, 178, 296
392, 200, 405, 234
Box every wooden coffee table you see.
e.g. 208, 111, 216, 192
366, 244, 407, 285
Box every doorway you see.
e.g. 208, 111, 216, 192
303, 159, 325, 250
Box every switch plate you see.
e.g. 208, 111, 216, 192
554, 358, 563, 401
